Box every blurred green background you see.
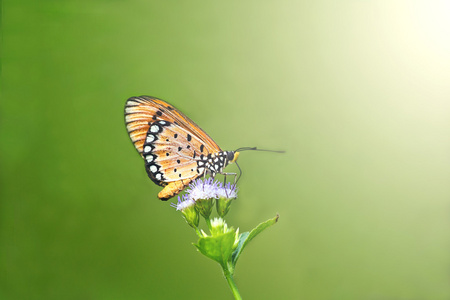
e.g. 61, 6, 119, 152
2, 1, 450, 299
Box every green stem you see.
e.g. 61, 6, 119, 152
223, 265, 242, 300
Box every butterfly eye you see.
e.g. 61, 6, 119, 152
227, 151, 235, 161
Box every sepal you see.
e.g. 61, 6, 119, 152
196, 198, 215, 219
194, 230, 236, 268
216, 197, 233, 217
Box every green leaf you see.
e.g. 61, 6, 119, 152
231, 214, 279, 267
194, 231, 236, 268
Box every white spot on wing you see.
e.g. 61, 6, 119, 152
155, 174, 162, 180
146, 135, 155, 143
144, 146, 152, 153
150, 165, 157, 173
150, 125, 159, 133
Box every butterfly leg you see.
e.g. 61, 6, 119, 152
202, 170, 213, 191
220, 172, 237, 184
219, 172, 237, 197
202, 171, 207, 191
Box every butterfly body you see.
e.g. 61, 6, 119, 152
125, 96, 239, 200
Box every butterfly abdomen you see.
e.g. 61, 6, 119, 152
158, 179, 194, 200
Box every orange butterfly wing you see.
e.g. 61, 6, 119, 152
124, 96, 222, 200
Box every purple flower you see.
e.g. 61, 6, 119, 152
186, 178, 221, 201
171, 194, 195, 211
184, 178, 238, 201
216, 182, 238, 199
171, 194, 199, 228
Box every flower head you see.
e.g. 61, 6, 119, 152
206, 217, 240, 250
186, 178, 238, 200
171, 194, 196, 211
171, 194, 199, 228
216, 182, 237, 217
175, 178, 239, 220
210, 217, 231, 235
186, 178, 221, 201
216, 182, 238, 199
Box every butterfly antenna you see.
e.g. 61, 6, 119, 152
235, 147, 285, 153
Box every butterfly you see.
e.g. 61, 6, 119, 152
124, 96, 241, 200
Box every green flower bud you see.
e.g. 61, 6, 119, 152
210, 217, 227, 236
196, 198, 215, 219
181, 204, 199, 228
216, 197, 233, 217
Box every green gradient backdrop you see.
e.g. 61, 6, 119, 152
2, 1, 450, 299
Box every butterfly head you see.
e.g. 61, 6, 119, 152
226, 151, 240, 164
